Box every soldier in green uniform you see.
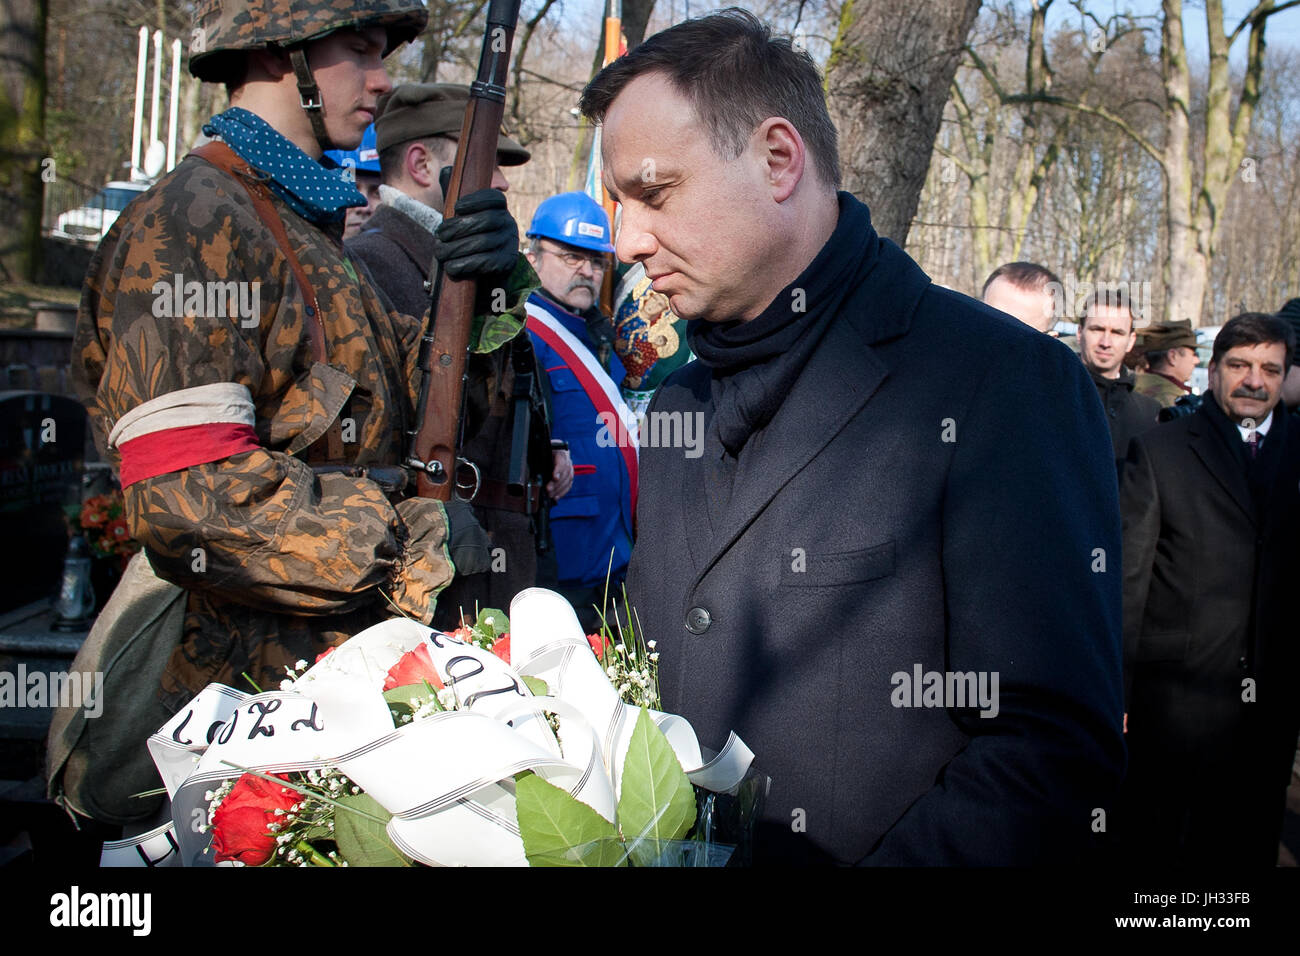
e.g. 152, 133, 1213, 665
72, 0, 534, 711
1133, 321, 1198, 407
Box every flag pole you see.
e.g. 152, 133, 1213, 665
597, 1, 623, 315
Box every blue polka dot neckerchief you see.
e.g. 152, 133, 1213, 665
203, 107, 364, 226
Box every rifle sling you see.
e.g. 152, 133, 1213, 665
192, 142, 346, 464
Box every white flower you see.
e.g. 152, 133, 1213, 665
647, 640, 657, 649
295, 659, 308, 671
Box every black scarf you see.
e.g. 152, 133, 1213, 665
688, 193, 881, 457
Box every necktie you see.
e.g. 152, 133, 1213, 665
1247, 431, 1259, 459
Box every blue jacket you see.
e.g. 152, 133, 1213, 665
527, 293, 634, 589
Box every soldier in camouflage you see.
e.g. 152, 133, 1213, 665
73, 0, 535, 711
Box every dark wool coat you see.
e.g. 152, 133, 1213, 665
628, 207, 1126, 865
1118, 401, 1300, 865
1088, 364, 1161, 464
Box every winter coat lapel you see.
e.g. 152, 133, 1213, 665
689, 245, 928, 586
1188, 406, 1255, 525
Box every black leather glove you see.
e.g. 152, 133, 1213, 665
433, 188, 519, 280
442, 496, 491, 576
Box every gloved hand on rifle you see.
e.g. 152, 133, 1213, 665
442, 496, 492, 576
433, 188, 519, 280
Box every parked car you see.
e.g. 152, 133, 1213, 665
50, 181, 150, 244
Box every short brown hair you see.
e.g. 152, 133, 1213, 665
578, 7, 841, 190
378, 135, 456, 185
1081, 285, 1137, 334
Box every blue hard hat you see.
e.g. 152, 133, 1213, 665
323, 123, 380, 174
526, 191, 615, 254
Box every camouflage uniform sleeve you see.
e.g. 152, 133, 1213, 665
75, 163, 453, 622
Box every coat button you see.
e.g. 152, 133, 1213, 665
1239, 656, 1248, 670
685, 606, 711, 634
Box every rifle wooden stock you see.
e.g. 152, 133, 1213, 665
409, 0, 523, 501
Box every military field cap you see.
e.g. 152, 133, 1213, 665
375, 83, 530, 166
1138, 320, 1197, 353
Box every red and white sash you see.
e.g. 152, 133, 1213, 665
525, 299, 638, 508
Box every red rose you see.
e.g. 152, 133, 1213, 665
314, 647, 336, 664
587, 633, 610, 660
491, 634, 510, 664
449, 625, 473, 644
210, 773, 303, 866
383, 642, 445, 691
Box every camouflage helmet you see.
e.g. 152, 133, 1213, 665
188, 0, 428, 83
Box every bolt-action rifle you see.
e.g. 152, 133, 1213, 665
407, 0, 522, 501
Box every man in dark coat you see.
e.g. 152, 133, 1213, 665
1078, 290, 1160, 464
346, 83, 573, 629
580, 10, 1125, 865
1118, 312, 1300, 866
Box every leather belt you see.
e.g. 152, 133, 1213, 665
473, 478, 543, 515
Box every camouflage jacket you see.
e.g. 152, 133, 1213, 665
74, 149, 530, 708
1134, 370, 1190, 408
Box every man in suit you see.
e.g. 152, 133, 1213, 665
1119, 312, 1300, 866
579, 10, 1125, 865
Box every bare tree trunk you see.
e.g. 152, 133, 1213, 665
826, 0, 981, 246
0, 0, 48, 283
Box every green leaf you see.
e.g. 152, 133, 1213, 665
475, 607, 509, 640
618, 708, 696, 866
521, 675, 549, 697
297, 823, 333, 842
515, 772, 624, 867
383, 684, 427, 726
333, 792, 412, 867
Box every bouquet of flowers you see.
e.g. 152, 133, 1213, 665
106, 589, 762, 867
68, 490, 140, 568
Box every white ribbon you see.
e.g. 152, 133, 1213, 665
111, 588, 753, 867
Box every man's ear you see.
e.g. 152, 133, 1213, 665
756, 117, 806, 202
407, 142, 435, 189
245, 46, 293, 82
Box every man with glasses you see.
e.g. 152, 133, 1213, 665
524, 193, 636, 630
